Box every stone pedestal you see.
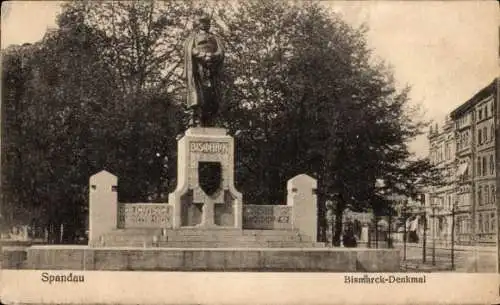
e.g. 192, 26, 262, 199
358, 224, 370, 247
287, 174, 317, 242
89, 170, 118, 244
168, 128, 243, 229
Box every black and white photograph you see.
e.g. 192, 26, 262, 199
0, 0, 498, 304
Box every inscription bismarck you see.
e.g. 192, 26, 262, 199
190, 141, 229, 154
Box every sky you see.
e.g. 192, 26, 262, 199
1, 1, 498, 157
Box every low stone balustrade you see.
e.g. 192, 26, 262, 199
89, 170, 319, 245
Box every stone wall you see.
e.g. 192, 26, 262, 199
88, 171, 319, 243
21, 246, 401, 272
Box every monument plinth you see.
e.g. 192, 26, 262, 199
168, 127, 242, 229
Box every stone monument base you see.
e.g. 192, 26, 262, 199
92, 228, 324, 248
13, 245, 400, 272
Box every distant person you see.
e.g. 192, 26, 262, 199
342, 223, 357, 248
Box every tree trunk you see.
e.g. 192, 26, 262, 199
317, 197, 327, 242
333, 206, 344, 247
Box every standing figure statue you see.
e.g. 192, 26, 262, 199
183, 15, 224, 127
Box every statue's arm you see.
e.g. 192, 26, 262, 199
182, 36, 194, 79
211, 35, 225, 62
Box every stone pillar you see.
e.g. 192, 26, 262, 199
21, 225, 29, 241
89, 170, 118, 244
168, 128, 243, 229
287, 174, 317, 242
359, 224, 369, 247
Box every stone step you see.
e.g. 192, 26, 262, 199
107, 229, 163, 236
157, 242, 326, 248
102, 234, 308, 243
110, 228, 303, 236
163, 235, 296, 241
103, 229, 311, 242
98, 228, 315, 248
101, 240, 326, 248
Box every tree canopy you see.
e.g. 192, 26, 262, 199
1, 0, 439, 244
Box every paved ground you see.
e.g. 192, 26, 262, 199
395, 242, 497, 272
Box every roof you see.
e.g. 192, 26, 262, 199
450, 78, 497, 119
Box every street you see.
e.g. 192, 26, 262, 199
395, 242, 496, 272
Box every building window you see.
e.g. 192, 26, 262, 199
485, 214, 489, 233
483, 126, 488, 143
478, 186, 482, 205
490, 155, 495, 175
478, 109, 483, 121
485, 185, 489, 204
478, 129, 482, 144
491, 125, 495, 143
478, 214, 483, 233
483, 156, 487, 177
491, 213, 496, 233
477, 157, 482, 176
445, 143, 451, 160
492, 186, 496, 203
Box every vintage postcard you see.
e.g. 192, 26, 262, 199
0, 1, 499, 304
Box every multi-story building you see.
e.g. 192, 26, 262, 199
496, 77, 500, 264
449, 78, 497, 245
427, 116, 456, 246
452, 96, 474, 245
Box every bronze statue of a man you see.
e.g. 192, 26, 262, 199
183, 16, 224, 127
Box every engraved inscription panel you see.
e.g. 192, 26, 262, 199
190, 142, 229, 154
243, 205, 292, 230
187, 140, 231, 199
118, 203, 172, 228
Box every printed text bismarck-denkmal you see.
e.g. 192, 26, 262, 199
345, 274, 426, 284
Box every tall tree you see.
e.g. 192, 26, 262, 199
61, 1, 195, 97
2, 0, 441, 245
216, 0, 438, 243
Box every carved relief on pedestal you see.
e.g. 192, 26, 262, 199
169, 128, 243, 229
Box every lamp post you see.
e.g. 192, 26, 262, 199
421, 195, 427, 263
388, 210, 392, 249
403, 200, 407, 261
431, 202, 438, 266
451, 200, 456, 270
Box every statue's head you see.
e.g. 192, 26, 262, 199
197, 15, 211, 32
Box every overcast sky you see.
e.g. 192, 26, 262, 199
1, 1, 498, 157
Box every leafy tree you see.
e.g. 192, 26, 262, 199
1, 4, 186, 241
61, 1, 195, 97
1, 0, 442, 245
1, 44, 39, 230
216, 1, 439, 244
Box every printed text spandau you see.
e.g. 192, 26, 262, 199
345, 274, 426, 284
41, 272, 85, 284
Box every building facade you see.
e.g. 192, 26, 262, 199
427, 116, 457, 246
448, 78, 497, 245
